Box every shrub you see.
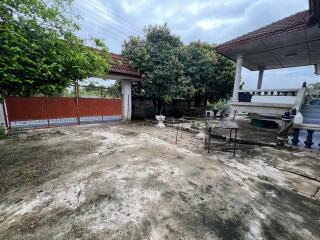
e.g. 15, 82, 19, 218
207, 100, 228, 111
0, 125, 6, 139
207, 102, 215, 111
213, 100, 228, 112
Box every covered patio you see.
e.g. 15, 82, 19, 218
216, 1, 320, 117
216, 0, 320, 149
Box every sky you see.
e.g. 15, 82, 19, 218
73, 0, 319, 89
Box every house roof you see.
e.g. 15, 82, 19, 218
216, 10, 309, 50
216, 8, 320, 71
109, 53, 142, 79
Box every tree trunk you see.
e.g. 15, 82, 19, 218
203, 93, 208, 110
152, 99, 157, 116
194, 93, 201, 108
157, 99, 163, 115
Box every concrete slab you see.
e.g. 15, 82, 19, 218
315, 189, 320, 200
0, 123, 319, 239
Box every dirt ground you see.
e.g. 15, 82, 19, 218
0, 123, 319, 240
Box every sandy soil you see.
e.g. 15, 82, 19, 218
0, 123, 319, 240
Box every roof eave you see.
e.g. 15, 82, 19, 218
108, 71, 142, 80
216, 24, 306, 52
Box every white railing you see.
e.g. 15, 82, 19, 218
230, 86, 307, 116
237, 88, 300, 106
238, 88, 299, 97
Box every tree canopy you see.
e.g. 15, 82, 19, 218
0, 0, 110, 97
181, 41, 235, 106
122, 25, 235, 110
122, 24, 185, 105
181, 41, 217, 99
309, 82, 320, 93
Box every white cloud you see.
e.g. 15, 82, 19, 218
186, 0, 242, 16
197, 17, 241, 30
122, 0, 150, 13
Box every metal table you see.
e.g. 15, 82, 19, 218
206, 122, 239, 157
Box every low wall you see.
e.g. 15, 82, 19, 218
132, 98, 204, 119
132, 98, 155, 119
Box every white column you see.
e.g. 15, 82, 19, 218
257, 67, 264, 89
0, 102, 5, 126
0, 101, 7, 133
315, 64, 320, 75
121, 79, 132, 123
232, 54, 243, 101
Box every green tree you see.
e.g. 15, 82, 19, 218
209, 54, 235, 102
181, 41, 216, 107
122, 24, 184, 114
123, 25, 235, 113
105, 82, 121, 98
309, 82, 320, 93
181, 41, 235, 108
0, 0, 110, 97
79, 82, 120, 98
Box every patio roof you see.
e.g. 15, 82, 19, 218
216, 8, 320, 71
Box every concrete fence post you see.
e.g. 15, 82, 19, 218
74, 81, 80, 125
0, 100, 8, 133
0, 102, 4, 127
121, 80, 132, 123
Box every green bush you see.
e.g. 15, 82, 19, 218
214, 100, 228, 111
207, 100, 228, 111
207, 102, 215, 111
0, 125, 6, 139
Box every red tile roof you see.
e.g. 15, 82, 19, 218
216, 10, 310, 50
109, 53, 142, 79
